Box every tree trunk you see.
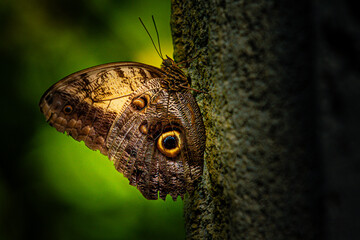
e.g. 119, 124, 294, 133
171, 0, 319, 239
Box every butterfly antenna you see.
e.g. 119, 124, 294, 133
139, 17, 163, 60
152, 15, 163, 59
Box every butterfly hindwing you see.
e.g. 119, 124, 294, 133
106, 78, 205, 200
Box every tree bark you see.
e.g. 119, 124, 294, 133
171, 0, 320, 239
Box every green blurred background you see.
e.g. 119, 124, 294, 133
0, 0, 185, 239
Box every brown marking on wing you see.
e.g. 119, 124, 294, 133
138, 68, 148, 80
187, 102, 196, 126
114, 68, 125, 78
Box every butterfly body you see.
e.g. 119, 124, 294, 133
39, 57, 206, 200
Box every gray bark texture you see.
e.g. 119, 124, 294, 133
171, 0, 360, 239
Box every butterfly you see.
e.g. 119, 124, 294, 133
39, 17, 206, 200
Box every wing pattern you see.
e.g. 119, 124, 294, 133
39, 61, 205, 200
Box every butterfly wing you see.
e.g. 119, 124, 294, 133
39, 62, 163, 154
39, 62, 205, 200
106, 78, 205, 200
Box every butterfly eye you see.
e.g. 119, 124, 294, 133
157, 130, 182, 158
63, 105, 73, 114
163, 59, 172, 66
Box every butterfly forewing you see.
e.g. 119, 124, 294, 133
40, 63, 162, 153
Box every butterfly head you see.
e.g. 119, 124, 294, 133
161, 56, 176, 68
160, 56, 191, 91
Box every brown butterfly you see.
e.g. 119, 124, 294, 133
39, 18, 206, 200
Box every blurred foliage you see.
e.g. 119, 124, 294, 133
0, 0, 185, 239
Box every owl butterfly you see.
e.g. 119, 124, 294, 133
39, 17, 206, 201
